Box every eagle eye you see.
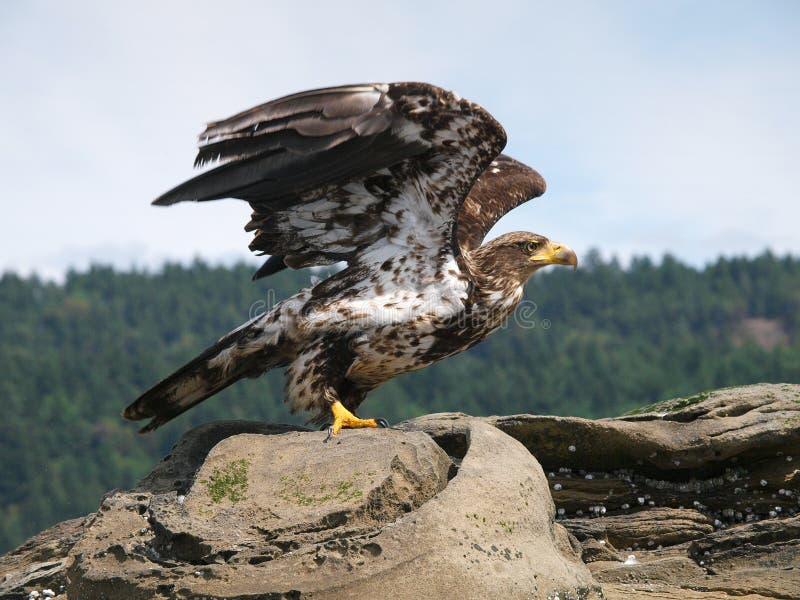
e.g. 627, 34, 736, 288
525, 241, 539, 253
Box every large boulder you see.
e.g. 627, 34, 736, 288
1, 419, 596, 599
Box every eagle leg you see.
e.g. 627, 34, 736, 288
324, 401, 387, 442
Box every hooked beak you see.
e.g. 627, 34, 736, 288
531, 241, 578, 271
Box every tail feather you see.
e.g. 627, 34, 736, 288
123, 320, 277, 433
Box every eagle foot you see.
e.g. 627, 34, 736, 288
323, 401, 389, 443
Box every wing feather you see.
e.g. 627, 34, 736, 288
152, 82, 508, 279
456, 155, 547, 252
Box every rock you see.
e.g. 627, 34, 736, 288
146, 428, 452, 565
417, 384, 800, 522
2, 383, 798, 599
402, 384, 800, 599
565, 508, 714, 549
683, 514, 800, 599
3, 419, 597, 599
0, 516, 87, 598
579, 538, 621, 563
135, 420, 312, 495
513, 383, 800, 600
493, 382, 800, 475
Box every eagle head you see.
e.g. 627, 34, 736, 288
471, 231, 578, 285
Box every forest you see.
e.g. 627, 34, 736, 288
0, 251, 798, 553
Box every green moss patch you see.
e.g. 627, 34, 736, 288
202, 459, 250, 503
625, 391, 711, 416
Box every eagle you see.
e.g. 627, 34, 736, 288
123, 82, 577, 436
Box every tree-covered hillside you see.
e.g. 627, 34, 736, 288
1, 253, 798, 553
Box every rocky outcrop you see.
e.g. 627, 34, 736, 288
1, 383, 798, 599
2, 420, 596, 599
509, 383, 800, 600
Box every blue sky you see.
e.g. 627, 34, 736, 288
1, 1, 798, 279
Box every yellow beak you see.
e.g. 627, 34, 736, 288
532, 241, 578, 271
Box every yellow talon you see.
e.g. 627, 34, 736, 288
328, 400, 379, 438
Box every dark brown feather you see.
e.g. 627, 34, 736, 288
152, 82, 508, 282
154, 84, 402, 205
252, 255, 287, 280
122, 320, 280, 433
456, 154, 547, 253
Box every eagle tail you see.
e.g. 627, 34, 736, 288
123, 318, 277, 433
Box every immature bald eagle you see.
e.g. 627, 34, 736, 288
123, 82, 577, 435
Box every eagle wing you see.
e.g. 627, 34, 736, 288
457, 154, 547, 253
153, 82, 514, 278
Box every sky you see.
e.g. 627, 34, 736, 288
1, 1, 798, 279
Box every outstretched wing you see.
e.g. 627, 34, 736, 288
457, 154, 547, 253
153, 82, 507, 278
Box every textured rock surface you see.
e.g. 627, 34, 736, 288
135, 421, 312, 495
530, 383, 800, 600
148, 428, 453, 567
0, 516, 87, 598
565, 508, 714, 549
2, 383, 799, 599
2, 419, 596, 599
402, 383, 800, 599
